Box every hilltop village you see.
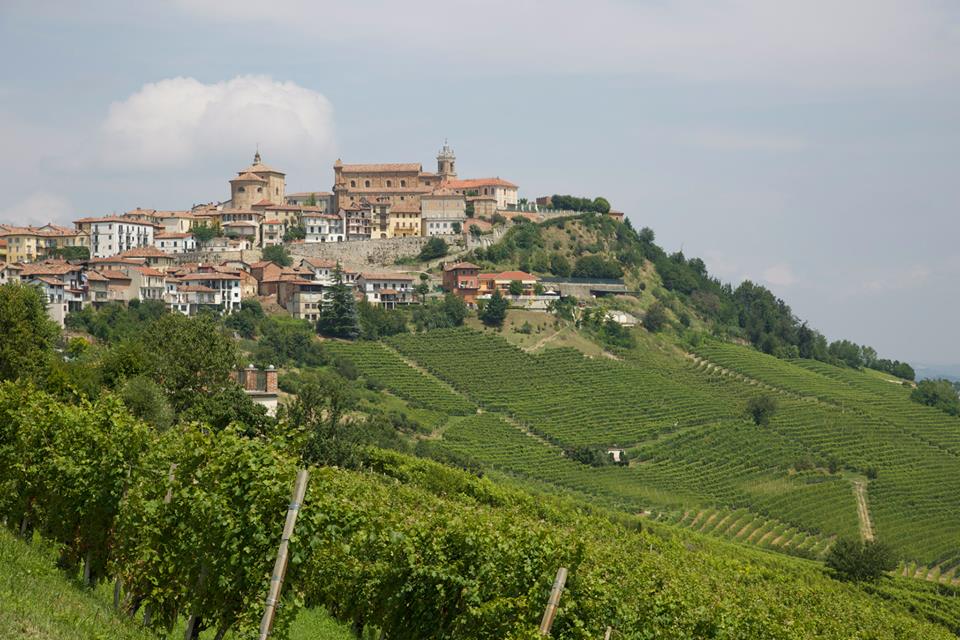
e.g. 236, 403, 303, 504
0, 143, 625, 326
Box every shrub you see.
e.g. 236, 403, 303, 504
746, 395, 778, 426
825, 539, 897, 582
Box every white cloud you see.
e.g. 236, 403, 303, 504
864, 265, 932, 293
762, 263, 798, 287
0, 192, 74, 226
169, 0, 960, 89
99, 75, 336, 170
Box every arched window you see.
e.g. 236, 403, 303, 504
238, 187, 245, 192
350, 180, 356, 187
386, 180, 392, 187
364, 180, 371, 187
400, 180, 406, 187
257, 187, 263, 192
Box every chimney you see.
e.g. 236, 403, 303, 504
244, 363, 258, 391
265, 365, 278, 393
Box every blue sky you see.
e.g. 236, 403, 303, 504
1, 0, 958, 365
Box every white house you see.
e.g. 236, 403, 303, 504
170, 271, 241, 313
356, 272, 415, 308
84, 217, 159, 258
167, 283, 223, 316
443, 178, 519, 210
303, 212, 345, 243
154, 232, 197, 254
420, 187, 466, 237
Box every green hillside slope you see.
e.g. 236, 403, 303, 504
323, 327, 960, 581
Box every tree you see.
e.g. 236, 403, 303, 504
0, 283, 60, 382
192, 223, 217, 245
316, 264, 359, 340
262, 244, 292, 267
415, 273, 430, 303
283, 224, 306, 242
910, 378, 960, 416
411, 294, 468, 332
283, 372, 358, 467
140, 313, 238, 412
508, 280, 524, 297
745, 395, 778, 426
119, 376, 174, 430
479, 289, 508, 328
418, 237, 448, 261
592, 197, 611, 214
451, 222, 462, 234
825, 538, 897, 582
358, 300, 408, 340
642, 302, 668, 333
572, 255, 623, 279
469, 224, 483, 240
550, 253, 572, 277
49, 246, 90, 260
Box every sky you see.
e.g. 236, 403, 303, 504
1, 0, 958, 365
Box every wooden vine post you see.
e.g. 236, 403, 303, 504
539, 567, 568, 636
258, 469, 309, 640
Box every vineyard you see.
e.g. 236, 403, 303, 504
301, 327, 960, 578
3, 382, 959, 639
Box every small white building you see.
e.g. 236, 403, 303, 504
170, 271, 241, 313
84, 217, 159, 258
154, 232, 197, 254
356, 272, 415, 308
167, 283, 223, 315
303, 212, 345, 243
444, 178, 519, 210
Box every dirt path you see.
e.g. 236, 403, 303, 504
852, 479, 875, 541
524, 326, 567, 352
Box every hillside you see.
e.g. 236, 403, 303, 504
325, 326, 960, 582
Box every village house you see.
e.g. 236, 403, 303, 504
19, 261, 86, 326
303, 211, 345, 243
478, 270, 539, 297
421, 187, 466, 237
167, 283, 222, 315
444, 178, 519, 210
285, 191, 335, 212
169, 270, 241, 313
0, 224, 89, 263
356, 272, 415, 308
233, 364, 280, 416
261, 219, 285, 247
76, 216, 159, 258
154, 232, 197, 254
117, 246, 178, 271
442, 262, 481, 304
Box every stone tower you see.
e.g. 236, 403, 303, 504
437, 140, 456, 181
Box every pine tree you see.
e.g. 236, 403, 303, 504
479, 289, 509, 328
317, 263, 360, 339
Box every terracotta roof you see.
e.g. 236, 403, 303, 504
85, 271, 109, 282
262, 219, 282, 225
286, 191, 333, 198
379, 288, 399, 295
155, 232, 193, 239
339, 163, 421, 173
176, 272, 240, 281
99, 270, 132, 281
360, 272, 415, 281
249, 260, 277, 269
74, 216, 162, 227
33, 276, 65, 286
131, 266, 165, 277
88, 256, 145, 266
222, 221, 258, 227
237, 162, 283, 175
492, 270, 537, 281
19, 261, 82, 276
231, 172, 268, 183
424, 187, 462, 197
444, 262, 480, 271
443, 177, 518, 189
119, 246, 169, 258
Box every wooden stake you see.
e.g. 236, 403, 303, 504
258, 469, 309, 640
539, 567, 568, 636
164, 463, 178, 504
604, 626, 613, 640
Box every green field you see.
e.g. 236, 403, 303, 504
318, 327, 960, 577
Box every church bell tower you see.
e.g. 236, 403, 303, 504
437, 140, 456, 180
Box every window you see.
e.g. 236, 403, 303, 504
364, 180, 371, 187
386, 180, 392, 187
257, 187, 263, 193
238, 187, 245, 192
400, 180, 406, 187
350, 180, 356, 187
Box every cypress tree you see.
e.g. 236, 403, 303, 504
317, 263, 360, 339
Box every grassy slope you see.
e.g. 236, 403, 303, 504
0, 529, 352, 640
324, 324, 960, 578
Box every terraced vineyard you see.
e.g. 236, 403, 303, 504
319, 328, 958, 575
322, 340, 475, 415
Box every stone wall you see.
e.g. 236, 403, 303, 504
176, 248, 263, 265
289, 234, 461, 267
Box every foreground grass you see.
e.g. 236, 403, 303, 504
0, 528, 353, 640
